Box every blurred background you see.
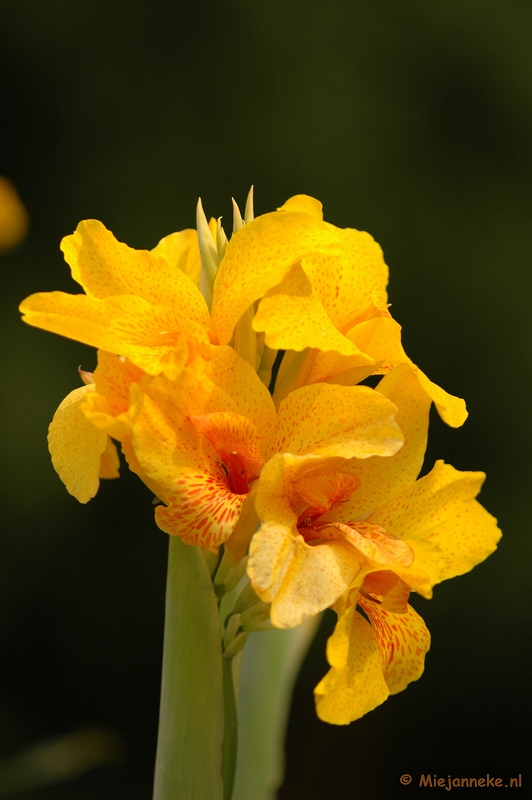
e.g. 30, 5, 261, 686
1, 0, 530, 797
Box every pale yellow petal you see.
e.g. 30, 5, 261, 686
151, 228, 201, 287
61, 220, 211, 329
314, 595, 390, 724
48, 385, 109, 503
211, 209, 342, 344
248, 523, 364, 629
277, 194, 323, 219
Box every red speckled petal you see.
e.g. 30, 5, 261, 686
314, 592, 390, 724
358, 595, 431, 694
155, 471, 245, 551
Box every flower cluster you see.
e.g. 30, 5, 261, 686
20, 191, 501, 724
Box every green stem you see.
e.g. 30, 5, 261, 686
232, 615, 323, 800
222, 658, 238, 800
152, 537, 224, 800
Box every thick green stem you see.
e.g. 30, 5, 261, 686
152, 537, 224, 800
232, 615, 323, 800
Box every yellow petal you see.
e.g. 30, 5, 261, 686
252, 263, 374, 357
277, 194, 324, 219
314, 593, 390, 724
98, 436, 120, 479
48, 385, 109, 503
358, 596, 431, 694
268, 382, 404, 461
349, 316, 468, 427
369, 461, 501, 580
61, 220, 211, 327
20, 291, 201, 378
325, 363, 431, 521
0, 177, 29, 251
82, 350, 143, 440
151, 228, 201, 287
300, 227, 389, 334
211, 209, 342, 344
248, 523, 364, 629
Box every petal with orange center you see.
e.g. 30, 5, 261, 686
252, 263, 374, 357
314, 592, 390, 724
211, 209, 342, 344
188, 412, 265, 486
60, 220, 211, 327
248, 522, 365, 629
19, 291, 205, 378
292, 469, 360, 512
358, 595, 431, 695
48, 384, 117, 503
151, 228, 201, 287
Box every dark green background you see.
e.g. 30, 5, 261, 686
1, 1, 530, 797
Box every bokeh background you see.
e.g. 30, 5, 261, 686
1, 1, 531, 797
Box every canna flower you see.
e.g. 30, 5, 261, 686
128, 344, 405, 551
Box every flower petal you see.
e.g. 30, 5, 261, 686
248, 522, 365, 628
48, 384, 112, 503
252, 263, 373, 357
358, 595, 431, 694
151, 228, 201, 287
314, 593, 390, 724
371, 460, 501, 581
268, 383, 404, 461
211, 209, 341, 344
61, 220, 210, 326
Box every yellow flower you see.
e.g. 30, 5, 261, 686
249, 362, 499, 631
127, 344, 404, 551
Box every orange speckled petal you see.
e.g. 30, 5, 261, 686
371, 460, 501, 581
314, 593, 390, 724
324, 521, 414, 567
151, 228, 201, 287
292, 470, 360, 511
248, 523, 365, 629
268, 383, 404, 461
211, 209, 341, 344
253, 263, 374, 357
155, 471, 246, 552
348, 316, 467, 427
60, 220, 211, 327
300, 227, 389, 333
358, 595, 431, 695
48, 384, 109, 503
